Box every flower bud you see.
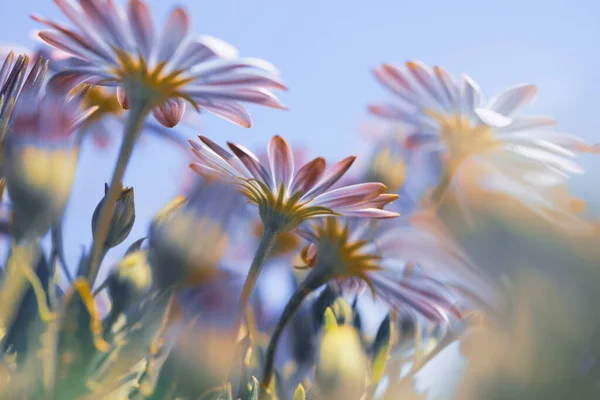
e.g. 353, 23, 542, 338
152, 98, 186, 128
5, 145, 77, 240
107, 250, 152, 315
315, 324, 368, 400
92, 183, 135, 250
147, 198, 225, 290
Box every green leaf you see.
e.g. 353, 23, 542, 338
293, 384, 306, 400
371, 315, 393, 385
249, 376, 260, 400
126, 237, 147, 255
311, 284, 338, 327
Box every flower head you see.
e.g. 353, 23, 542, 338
189, 135, 399, 232
147, 178, 245, 289
0, 51, 48, 134
33, 0, 286, 128
3, 85, 94, 239
370, 61, 589, 207
298, 214, 492, 322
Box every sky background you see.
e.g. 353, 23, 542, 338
1, 1, 600, 397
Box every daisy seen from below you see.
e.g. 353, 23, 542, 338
33, 0, 287, 285
260, 214, 489, 388
189, 134, 399, 333
370, 61, 591, 209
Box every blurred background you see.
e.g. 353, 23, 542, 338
2, 1, 600, 397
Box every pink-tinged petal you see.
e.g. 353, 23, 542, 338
433, 66, 459, 109
116, 87, 130, 109
474, 108, 512, 128
188, 86, 286, 109
372, 64, 416, 104
196, 136, 251, 178
0, 52, 14, 85
406, 61, 447, 109
311, 183, 386, 208
404, 133, 441, 150
303, 156, 356, 199
227, 141, 272, 185
495, 116, 556, 133
360, 193, 399, 209
190, 162, 223, 180
461, 74, 482, 112
290, 157, 326, 195
127, 0, 154, 59
79, 0, 127, 49
53, 0, 115, 60
487, 84, 537, 116
47, 69, 113, 92
194, 100, 252, 128
32, 15, 113, 63
203, 71, 287, 90
156, 7, 189, 62
268, 135, 294, 189
189, 57, 279, 79
152, 98, 186, 127
340, 208, 400, 219
171, 35, 239, 71
368, 103, 421, 124
38, 30, 107, 64
189, 142, 240, 179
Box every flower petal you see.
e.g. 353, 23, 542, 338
406, 61, 447, 110
340, 208, 400, 219
302, 156, 355, 199
187, 86, 286, 109
156, 7, 189, 62
226, 142, 272, 186
290, 157, 326, 195
474, 108, 512, 128
127, 0, 154, 59
195, 100, 252, 128
171, 35, 239, 71
152, 98, 186, 127
311, 183, 386, 208
487, 84, 537, 116
461, 74, 483, 113
268, 135, 294, 189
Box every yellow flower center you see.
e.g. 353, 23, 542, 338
81, 86, 124, 121
425, 110, 498, 165
368, 147, 406, 192
112, 49, 195, 109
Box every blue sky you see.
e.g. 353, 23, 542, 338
2, 0, 600, 283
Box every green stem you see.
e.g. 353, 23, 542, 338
261, 269, 324, 389
233, 227, 279, 334
86, 99, 149, 285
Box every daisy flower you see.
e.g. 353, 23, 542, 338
189, 134, 400, 335
370, 61, 590, 208
3, 85, 95, 239
33, 0, 286, 128
260, 213, 488, 388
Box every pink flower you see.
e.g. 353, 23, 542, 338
189, 135, 399, 232
33, 0, 286, 128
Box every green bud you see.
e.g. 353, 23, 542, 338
92, 183, 135, 249
315, 324, 368, 400
107, 250, 152, 315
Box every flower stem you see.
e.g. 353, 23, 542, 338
261, 269, 324, 389
86, 99, 149, 285
233, 227, 279, 334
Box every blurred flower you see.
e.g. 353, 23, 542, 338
34, 0, 286, 128
3, 86, 94, 239
365, 132, 407, 193
92, 183, 135, 250
105, 250, 152, 324
0, 51, 47, 142
147, 178, 244, 290
370, 61, 590, 210
189, 135, 399, 233
313, 323, 368, 400
298, 217, 468, 322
